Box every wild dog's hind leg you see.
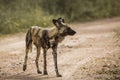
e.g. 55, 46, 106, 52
23, 48, 29, 71
23, 42, 32, 71
35, 46, 42, 74
52, 43, 62, 77
23, 29, 32, 71
43, 49, 48, 75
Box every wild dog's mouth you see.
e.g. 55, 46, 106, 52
59, 30, 76, 37
67, 29, 76, 36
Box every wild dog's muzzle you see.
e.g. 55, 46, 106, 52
67, 28, 76, 35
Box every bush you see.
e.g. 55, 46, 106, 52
40, 0, 120, 21
0, 0, 60, 34
1, 0, 120, 34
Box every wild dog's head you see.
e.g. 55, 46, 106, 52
52, 17, 76, 36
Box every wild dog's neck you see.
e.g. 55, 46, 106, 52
48, 26, 66, 43
48, 26, 59, 39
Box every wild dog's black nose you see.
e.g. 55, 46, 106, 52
71, 30, 76, 35
72, 30, 76, 35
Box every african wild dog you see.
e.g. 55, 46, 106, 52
23, 17, 76, 77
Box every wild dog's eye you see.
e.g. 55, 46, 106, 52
67, 27, 71, 30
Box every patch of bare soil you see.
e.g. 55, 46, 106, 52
0, 18, 120, 80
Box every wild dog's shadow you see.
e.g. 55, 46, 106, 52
5, 72, 61, 80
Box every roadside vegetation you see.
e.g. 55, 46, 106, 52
0, 0, 120, 34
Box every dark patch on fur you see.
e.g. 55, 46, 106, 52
40, 30, 50, 49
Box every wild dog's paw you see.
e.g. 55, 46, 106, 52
43, 71, 48, 75
37, 70, 42, 74
23, 65, 27, 71
57, 74, 62, 77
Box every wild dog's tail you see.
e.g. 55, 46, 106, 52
26, 28, 32, 52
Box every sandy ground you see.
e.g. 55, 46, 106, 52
0, 18, 120, 80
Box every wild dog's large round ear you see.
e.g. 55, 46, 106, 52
58, 17, 65, 23
52, 19, 60, 29
53, 19, 60, 26
52, 19, 57, 25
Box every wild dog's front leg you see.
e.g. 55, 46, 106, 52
35, 46, 42, 74
43, 49, 48, 75
52, 43, 62, 77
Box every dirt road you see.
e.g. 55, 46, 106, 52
0, 18, 120, 80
